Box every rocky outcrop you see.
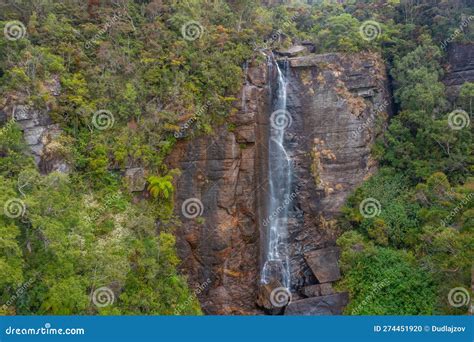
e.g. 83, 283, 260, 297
1, 75, 69, 174
167, 51, 392, 315
444, 43, 474, 102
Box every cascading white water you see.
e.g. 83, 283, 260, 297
261, 55, 292, 289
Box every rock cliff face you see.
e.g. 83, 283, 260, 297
168, 51, 392, 315
167, 62, 269, 315
444, 43, 474, 102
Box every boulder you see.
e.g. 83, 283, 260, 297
304, 247, 341, 283
284, 292, 349, 315
125, 167, 146, 192
301, 283, 334, 297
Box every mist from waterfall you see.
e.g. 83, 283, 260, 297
261, 54, 293, 290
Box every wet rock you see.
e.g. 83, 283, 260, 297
256, 280, 286, 312
304, 247, 341, 283
125, 167, 146, 192
167, 51, 391, 315
284, 292, 349, 315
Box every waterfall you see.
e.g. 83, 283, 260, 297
261, 55, 293, 290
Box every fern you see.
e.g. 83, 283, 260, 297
147, 175, 174, 200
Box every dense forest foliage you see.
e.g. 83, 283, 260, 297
0, 0, 472, 315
